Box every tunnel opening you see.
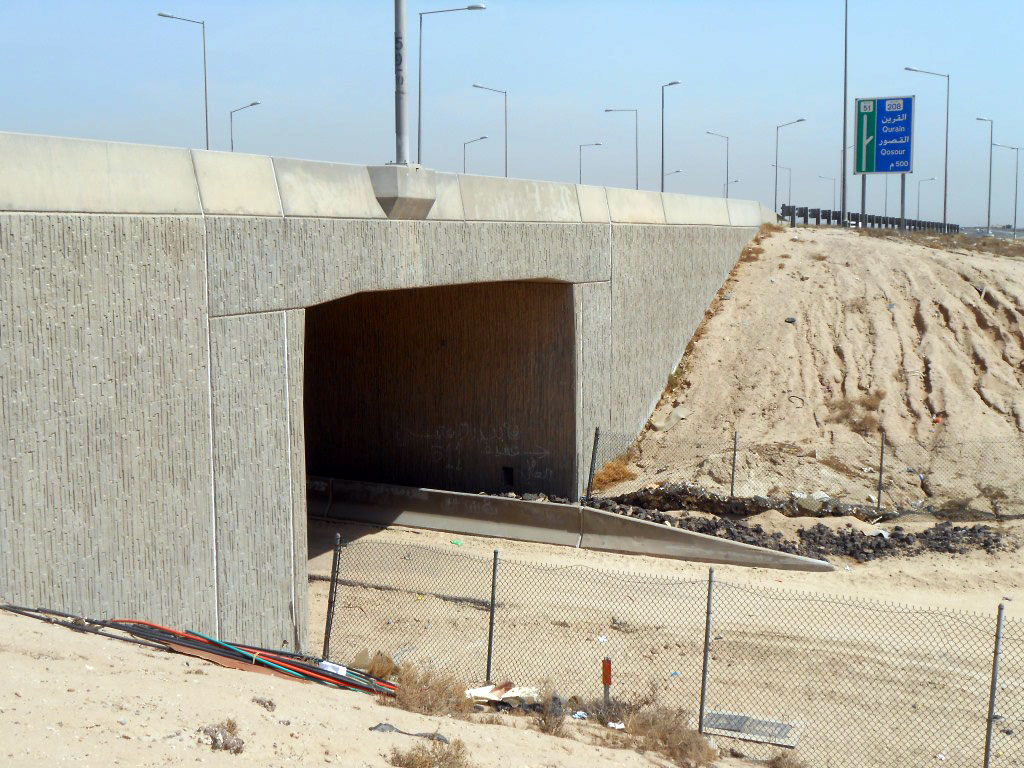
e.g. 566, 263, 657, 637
303, 280, 577, 506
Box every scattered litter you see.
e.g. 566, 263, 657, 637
199, 721, 244, 754
787, 394, 805, 407
318, 660, 347, 676
251, 697, 276, 712
669, 671, 680, 678
785, 316, 797, 324
936, 754, 946, 762
887, 302, 896, 310
596, 635, 608, 644
449, 539, 464, 547
465, 682, 540, 708
608, 721, 626, 730
571, 711, 588, 720
369, 723, 449, 744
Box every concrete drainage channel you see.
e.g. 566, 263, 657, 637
307, 477, 834, 572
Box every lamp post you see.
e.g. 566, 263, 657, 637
229, 101, 260, 152
819, 175, 836, 211
157, 12, 208, 150
916, 176, 937, 219
977, 117, 994, 234
840, 0, 848, 224
472, 83, 507, 177
775, 118, 806, 213
905, 67, 951, 233
605, 108, 639, 189
723, 179, 739, 197
664, 169, 682, 187
579, 142, 602, 184
771, 164, 792, 205
994, 143, 1021, 239
707, 131, 730, 198
417, 4, 486, 165
463, 135, 488, 173
660, 80, 680, 192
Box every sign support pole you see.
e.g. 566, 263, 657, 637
861, 176, 867, 227
899, 174, 906, 230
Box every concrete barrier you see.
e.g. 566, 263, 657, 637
576, 185, 611, 223
727, 199, 763, 227
663, 193, 730, 225
606, 187, 667, 224
460, 175, 582, 222
273, 157, 384, 219
192, 150, 282, 216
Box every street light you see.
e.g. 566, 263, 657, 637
819, 175, 836, 211
775, 118, 806, 213
707, 131, 730, 198
418, 4, 486, 165
579, 142, 602, 184
229, 101, 260, 152
977, 117, 994, 234
840, 0, 849, 223
158, 12, 208, 150
463, 135, 488, 173
660, 80, 681, 192
724, 178, 739, 197
771, 164, 792, 206
916, 176, 937, 220
905, 67, 951, 232
605, 108, 639, 190
994, 143, 1021, 240
472, 83, 507, 177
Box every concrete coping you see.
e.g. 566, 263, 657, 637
0, 130, 765, 226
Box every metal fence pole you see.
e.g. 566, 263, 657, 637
698, 567, 715, 734
585, 426, 600, 501
321, 532, 343, 660
485, 549, 500, 683
730, 431, 739, 497
984, 602, 1006, 768
876, 430, 885, 515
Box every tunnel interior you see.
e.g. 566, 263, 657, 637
303, 280, 577, 499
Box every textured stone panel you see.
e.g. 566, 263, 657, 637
608, 224, 757, 436
205, 218, 611, 317
0, 214, 215, 628
573, 281, 612, 497
303, 282, 577, 498
285, 308, 308, 651
192, 150, 282, 216
0, 132, 201, 214
209, 312, 297, 648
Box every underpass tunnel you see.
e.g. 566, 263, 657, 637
303, 280, 577, 508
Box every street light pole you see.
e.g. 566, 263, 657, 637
906, 67, 951, 232
707, 131, 729, 198
660, 80, 680, 192
916, 176, 937, 219
463, 135, 488, 173
472, 83, 507, 177
978, 117, 994, 234
417, 4, 486, 165
995, 143, 1021, 240
723, 179, 739, 197
229, 101, 260, 152
775, 118, 806, 213
771, 164, 791, 205
819, 175, 836, 210
605, 109, 639, 189
579, 142, 602, 184
841, 0, 848, 224
158, 12, 209, 150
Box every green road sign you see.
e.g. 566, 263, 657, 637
855, 96, 915, 175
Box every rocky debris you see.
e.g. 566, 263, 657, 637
496, 491, 572, 505
252, 697, 275, 712
588, 496, 1009, 562
199, 720, 244, 754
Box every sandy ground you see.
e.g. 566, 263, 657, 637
0, 608, 760, 768
307, 519, 1024, 768
604, 228, 1024, 516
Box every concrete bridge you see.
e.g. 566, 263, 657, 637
0, 131, 775, 649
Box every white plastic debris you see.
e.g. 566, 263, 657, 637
319, 661, 348, 676
571, 711, 588, 720
596, 635, 608, 644
608, 721, 625, 730
465, 683, 540, 707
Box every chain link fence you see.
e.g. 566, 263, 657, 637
321, 537, 1022, 768
587, 428, 1024, 519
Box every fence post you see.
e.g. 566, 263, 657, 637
485, 549, 500, 683
983, 603, 1006, 768
876, 430, 885, 515
321, 532, 342, 660
730, 431, 739, 497
698, 567, 715, 734
585, 426, 601, 501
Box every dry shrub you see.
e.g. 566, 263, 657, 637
811, 252, 828, 261
391, 664, 473, 717
769, 751, 811, 768
780, 252, 791, 259
756, 222, 785, 240
531, 689, 566, 737
845, 296, 867, 312
740, 244, 764, 262
388, 739, 475, 768
367, 652, 399, 680
777, 262, 786, 270
625, 706, 716, 766
199, 719, 244, 754
826, 388, 886, 434
590, 458, 637, 492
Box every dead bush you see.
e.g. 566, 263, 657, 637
198, 719, 244, 754
811, 252, 828, 261
367, 652, 400, 680
780, 252, 791, 259
388, 739, 475, 768
531, 689, 566, 737
769, 751, 811, 768
740, 244, 764, 262
590, 458, 637, 492
825, 388, 886, 434
390, 664, 474, 718
625, 706, 716, 766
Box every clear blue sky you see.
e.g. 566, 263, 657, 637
2, 1, 1020, 225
